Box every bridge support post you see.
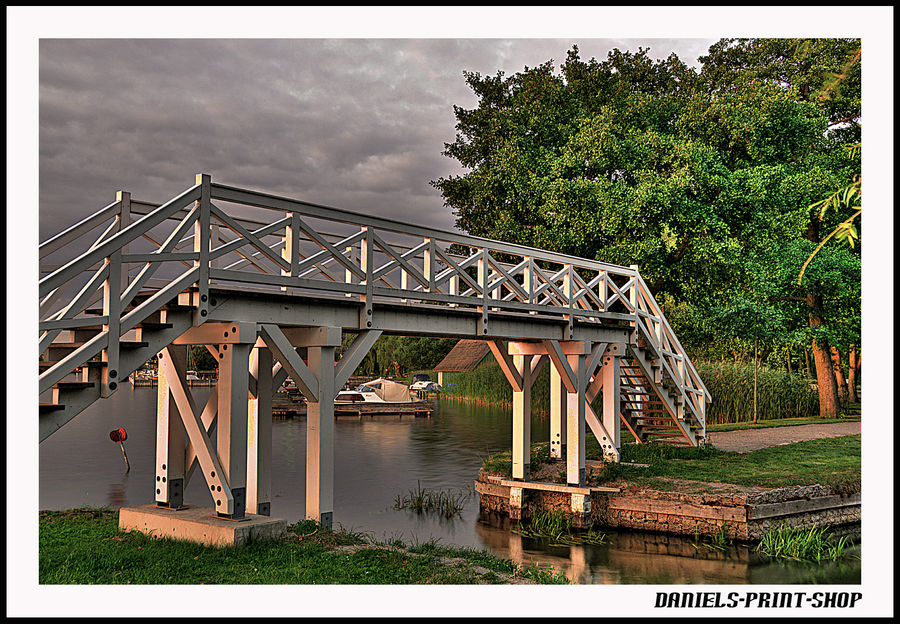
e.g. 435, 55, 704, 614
488, 341, 546, 481
565, 350, 588, 486
259, 325, 345, 528
306, 344, 335, 527
601, 348, 622, 459
155, 344, 186, 509
247, 345, 273, 516
550, 364, 566, 459
511, 354, 532, 481
218, 340, 252, 519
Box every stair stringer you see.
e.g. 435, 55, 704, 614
627, 344, 698, 446
39, 310, 195, 442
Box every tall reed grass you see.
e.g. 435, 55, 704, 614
443, 358, 820, 424
393, 481, 470, 518
697, 361, 819, 424
442, 359, 551, 413
756, 525, 856, 562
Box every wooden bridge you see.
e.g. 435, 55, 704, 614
40, 174, 710, 526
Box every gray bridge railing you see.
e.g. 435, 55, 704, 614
39, 174, 709, 426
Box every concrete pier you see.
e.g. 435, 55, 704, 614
119, 504, 287, 547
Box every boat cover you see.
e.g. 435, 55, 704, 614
366, 378, 413, 403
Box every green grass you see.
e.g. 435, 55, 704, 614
39, 508, 569, 585
482, 435, 861, 493
756, 525, 857, 562
706, 416, 859, 432
604, 436, 861, 492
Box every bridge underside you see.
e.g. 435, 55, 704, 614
140, 286, 637, 526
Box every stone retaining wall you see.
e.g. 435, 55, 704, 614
475, 474, 861, 542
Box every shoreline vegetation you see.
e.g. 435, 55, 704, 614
39, 508, 569, 585
437, 359, 858, 425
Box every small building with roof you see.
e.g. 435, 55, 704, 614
432, 339, 490, 386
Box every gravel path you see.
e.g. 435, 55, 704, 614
708, 422, 861, 453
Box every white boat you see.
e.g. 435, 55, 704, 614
336, 378, 414, 404
408, 373, 440, 392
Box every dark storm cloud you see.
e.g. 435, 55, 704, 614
39, 38, 716, 240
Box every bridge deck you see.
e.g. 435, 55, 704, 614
205, 286, 633, 343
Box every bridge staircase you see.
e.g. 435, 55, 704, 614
39, 290, 198, 440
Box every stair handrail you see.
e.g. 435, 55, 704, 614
39, 183, 203, 394
40, 185, 200, 297
628, 271, 710, 432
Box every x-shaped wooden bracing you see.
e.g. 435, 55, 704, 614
488, 339, 623, 461
161, 326, 382, 514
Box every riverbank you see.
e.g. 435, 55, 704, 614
38, 508, 569, 584
477, 434, 861, 540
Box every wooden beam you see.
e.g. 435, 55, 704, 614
259, 324, 319, 402
543, 339, 577, 393
334, 330, 382, 392
159, 345, 232, 515
487, 340, 523, 392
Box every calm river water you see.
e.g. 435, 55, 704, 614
39, 387, 860, 584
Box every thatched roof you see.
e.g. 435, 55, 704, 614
433, 339, 490, 372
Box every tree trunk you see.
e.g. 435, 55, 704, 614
848, 346, 859, 403
753, 339, 758, 424
830, 346, 849, 403
786, 346, 792, 374
804, 347, 811, 379
804, 217, 841, 419
812, 339, 840, 417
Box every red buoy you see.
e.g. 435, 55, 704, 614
109, 428, 130, 471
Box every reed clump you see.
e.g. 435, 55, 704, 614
394, 481, 470, 518
514, 510, 608, 546
693, 523, 732, 551
756, 525, 856, 562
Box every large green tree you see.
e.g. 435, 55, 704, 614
432, 40, 861, 418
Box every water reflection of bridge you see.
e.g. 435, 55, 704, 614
40, 174, 709, 530
474, 515, 756, 584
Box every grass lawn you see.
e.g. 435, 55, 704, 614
39, 509, 569, 585
705, 415, 860, 432
604, 435, 861, 492
483, 434, 861, 493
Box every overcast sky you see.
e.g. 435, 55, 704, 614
10, 6, 897, 618
38, 37, 717, 240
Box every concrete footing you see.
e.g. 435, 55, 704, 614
119, 504, 287, 547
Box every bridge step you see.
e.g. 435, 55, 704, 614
55, 381, 96, 391
39, 403, 66, 413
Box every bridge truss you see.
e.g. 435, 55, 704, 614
40, 174, 710, 524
